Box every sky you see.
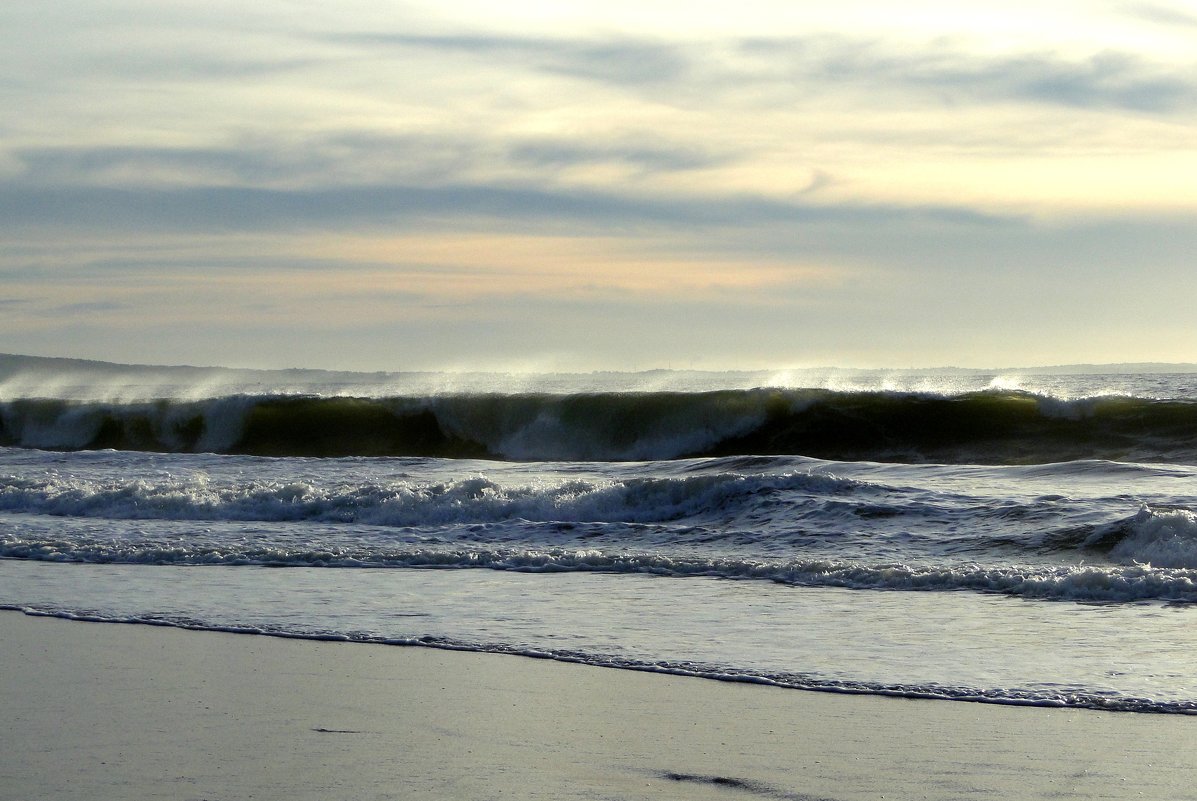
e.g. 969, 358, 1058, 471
2, 0, 1196, 372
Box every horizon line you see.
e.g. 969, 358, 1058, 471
3, 352, 1196, 377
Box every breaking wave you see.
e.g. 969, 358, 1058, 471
3, 388, 1197, 463
5, 506, 1197, 602
0, 465, 855, 526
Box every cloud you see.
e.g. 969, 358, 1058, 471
735, 35, 1197, 113
14, 145, 295, 187
9, 163, 1197, 297
0, 178, 1007, 239
32, 16, 1193, 117
323, 32, 693, 88
505, 140, 725, 172
13, 133, 728, 191
909, 50, 1197, 113
2, 136, 993, 237
1119, 2, 1197, 28
324, 30, 1197, 114
53, 300, 130, 315
93, 52, 321, 82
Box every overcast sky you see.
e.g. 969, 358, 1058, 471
3, 1, 1195, 371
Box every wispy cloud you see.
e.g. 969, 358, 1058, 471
1119, 1, 1197, 28
13, 133, 729, 190
327, 31, 1197, 114
53, 300, 130, 315
894, 49, 1197, 113
324, 33, 693, 88
505, 140, 725, 172
0, 179, 1009, 239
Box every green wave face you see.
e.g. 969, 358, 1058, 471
2, 390, 1196, 464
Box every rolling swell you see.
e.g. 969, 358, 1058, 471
3, 389, 1197, 463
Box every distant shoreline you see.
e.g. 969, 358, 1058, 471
4, 351, 1196, 378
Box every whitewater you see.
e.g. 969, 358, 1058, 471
3, 355, 1197, 714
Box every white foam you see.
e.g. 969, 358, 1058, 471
1109, 506, 1197, 569
0, 464, 854, 528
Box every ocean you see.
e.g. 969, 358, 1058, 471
3, 355, 1197, 715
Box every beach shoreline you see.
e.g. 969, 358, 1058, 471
3, 610, 1195, 801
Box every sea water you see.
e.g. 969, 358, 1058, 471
2, 356, 1197, 714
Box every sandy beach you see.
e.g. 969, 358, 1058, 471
2, 611, 1194, 801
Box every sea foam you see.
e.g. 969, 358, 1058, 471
1106, 506, 1197, 569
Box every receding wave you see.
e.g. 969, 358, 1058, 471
4, 388, 1197, 463
4, 606, 1193, 715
